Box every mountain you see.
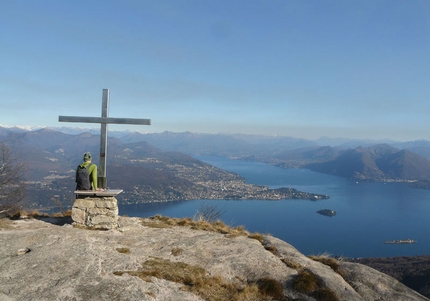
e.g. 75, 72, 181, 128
118, 131, 319, 157
0, 127, 328, 210
391, 140, 430, 160
1, 128, 102, 179
305, 144, 430, 181
270, 146, 343, 168
10, 126, 430, 161
2, 127, 430, 208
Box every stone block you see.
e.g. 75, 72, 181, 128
93, 198, 118, 209
71, 196, 119, 230
71, 207, 86, 225
87, 208, 110, 216
73, 199, 96, 208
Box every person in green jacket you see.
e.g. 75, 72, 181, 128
76, 152, 102, 191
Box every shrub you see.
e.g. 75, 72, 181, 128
194, 202, 226, 223
0, 142, 26, 215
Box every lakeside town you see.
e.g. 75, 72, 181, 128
25, 158, 329, 210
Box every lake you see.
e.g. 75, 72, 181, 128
119, 156, 430, 258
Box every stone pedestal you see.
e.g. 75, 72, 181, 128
71, 197, 119, 230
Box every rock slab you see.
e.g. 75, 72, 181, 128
0, 217, 428, 301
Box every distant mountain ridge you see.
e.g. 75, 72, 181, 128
305, 144, 430, 182
0, 127, 330, 209
4, 126, 430, 157
2, 127, 430, 203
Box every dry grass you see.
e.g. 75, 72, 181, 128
0, 218, 13, 229
293, 269, 319, 294
2, 208, 71, 220
51, 209, 72, 218
264, 244, 278, 254
255, 277, 284, 299
281, 258, 303, 270
171, 247, 183, 256
141, 215, 250, 237
116, 247, 130, 254
292, 269, 339, 301
142, 215, 270, 244
114, 257, 270, 301
308, 253, 341, 274
3, 209, 50, 220
145, 291, 156, 298
311, 287, 339, 301
247, 232, 264, 242
22, 210, 50, 218
135, 216, 290, 300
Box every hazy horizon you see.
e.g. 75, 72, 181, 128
2, 1, 429, 141
2, 123, 428, 143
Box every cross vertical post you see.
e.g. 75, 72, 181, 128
99, 89, 109, 189
58, 89, 151, 189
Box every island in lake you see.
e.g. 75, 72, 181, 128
317, 209, 336, 217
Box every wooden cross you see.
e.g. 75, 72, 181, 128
59, 89, 151, 188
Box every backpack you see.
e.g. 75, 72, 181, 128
76, 163, 93, 190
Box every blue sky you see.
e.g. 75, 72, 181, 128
1, 1, 429, 141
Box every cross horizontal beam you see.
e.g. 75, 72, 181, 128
58, 116, 151, 125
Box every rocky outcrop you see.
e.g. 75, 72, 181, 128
0, 216, 428, 301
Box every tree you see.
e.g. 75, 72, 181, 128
194, 202, 226, 223
0, 142, 26, 217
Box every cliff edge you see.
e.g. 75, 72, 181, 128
0, 216, 428, 301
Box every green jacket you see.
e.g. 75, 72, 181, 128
76, 162, 98, 190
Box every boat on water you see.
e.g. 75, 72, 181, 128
384, 239, 417, 244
